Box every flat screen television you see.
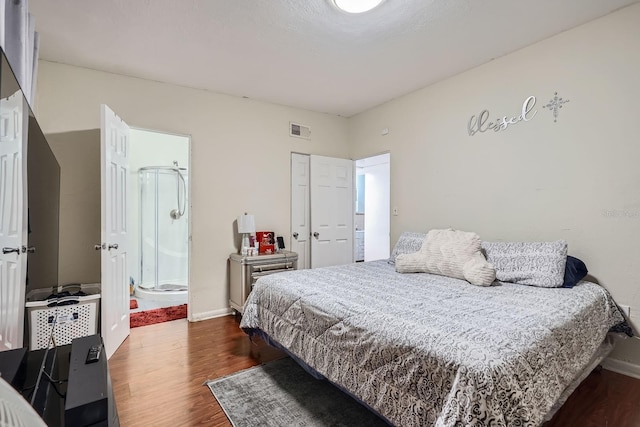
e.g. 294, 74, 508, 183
1, 47, 60, 348
26, 109, 61, 293
0, 48, 61, 294
1, 47, 64, 426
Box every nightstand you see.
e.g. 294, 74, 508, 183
229, 251, 298, 314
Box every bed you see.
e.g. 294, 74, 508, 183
240, 259, 628, 426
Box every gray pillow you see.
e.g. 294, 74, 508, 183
481, 240, 568, 288
388, 232, 427, 265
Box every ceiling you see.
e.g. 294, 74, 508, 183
29, 0, 638, 117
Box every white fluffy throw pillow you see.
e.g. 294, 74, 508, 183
396, 229, 495, 286
462, 252, 497, 287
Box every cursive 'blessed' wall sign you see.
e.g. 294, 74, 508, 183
468, 96, 537, 136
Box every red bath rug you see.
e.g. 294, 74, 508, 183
130, 304, 187, 328
130, 299, 139, 310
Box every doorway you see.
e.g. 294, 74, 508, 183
355, 153, 390, 262
290, 153, 354, 269
129, 128, 191, 313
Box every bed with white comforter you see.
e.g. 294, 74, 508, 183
240, 260, 626, 426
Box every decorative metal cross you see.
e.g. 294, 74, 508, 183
543, 92, 570, 123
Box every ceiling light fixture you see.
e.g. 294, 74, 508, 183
333, 0, 384, 14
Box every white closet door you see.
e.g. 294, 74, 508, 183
290, 153, 310, 270
310, 155, 353, 268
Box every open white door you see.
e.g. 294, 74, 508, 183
0, 91, 28, 351
310, 155, 353, 268
290, 153, 310, 270
100, 104, 130, 359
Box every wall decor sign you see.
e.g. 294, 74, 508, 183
467, 92, 570, 136
467, 96, 537, 136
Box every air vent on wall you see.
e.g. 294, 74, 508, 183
289, 122, 311, 140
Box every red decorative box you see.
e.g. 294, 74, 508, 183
256, 231, 275, 254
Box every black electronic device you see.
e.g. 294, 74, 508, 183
66, 335, 119, 426
276, 236, 285, 250
86, 345, 102, 364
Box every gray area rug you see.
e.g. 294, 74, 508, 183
206, 357, 389, 427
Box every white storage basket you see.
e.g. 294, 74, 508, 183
25, 284, 101, 350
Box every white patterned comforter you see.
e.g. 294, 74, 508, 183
240, 260, 626, 426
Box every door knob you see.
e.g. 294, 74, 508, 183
108, 243, 119, 250
22, 246, 36, 253
293, 232, 299, 239
313, 232, 319, 238
2, 247, 20, 255
95, 243, 106, 250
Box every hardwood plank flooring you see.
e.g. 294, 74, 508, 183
110, 315, 640, 426
109, 314, 285, 427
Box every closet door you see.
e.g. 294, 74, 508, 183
310, 155, 354, 268
291, 154, 354, 269
290, 153, 310, 269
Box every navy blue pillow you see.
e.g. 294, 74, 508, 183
562, 256, 588, 288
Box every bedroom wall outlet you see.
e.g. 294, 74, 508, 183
620, 304, 631, 317
392, 207, 398, 216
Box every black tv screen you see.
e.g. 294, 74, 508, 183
26, 110, 60, 291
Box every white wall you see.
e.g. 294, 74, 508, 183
129, 129, 189, 186
34, 64, 350, 319
349, 4, 640, 365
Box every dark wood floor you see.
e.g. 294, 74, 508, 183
110, 315, 640, 426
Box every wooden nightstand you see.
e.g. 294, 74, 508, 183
228, 251, 298, 314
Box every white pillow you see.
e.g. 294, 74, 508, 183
396, 229, 495, 287
463, 252, 497, 287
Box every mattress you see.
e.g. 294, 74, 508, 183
240, 260, 627, 426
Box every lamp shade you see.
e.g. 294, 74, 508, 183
237, 214, 255, 234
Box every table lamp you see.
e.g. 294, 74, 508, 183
237, 213, 255, 255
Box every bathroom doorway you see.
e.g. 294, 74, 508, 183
354, 153, 390, 262
129, 128, 191, 313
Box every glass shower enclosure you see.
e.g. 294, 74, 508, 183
138, 165, 189, 292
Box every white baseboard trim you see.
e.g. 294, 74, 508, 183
602, 357, 640, 380
189, 307, 234, 322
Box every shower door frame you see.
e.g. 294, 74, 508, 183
130, 127, 192, 312
139, 165, 189, 291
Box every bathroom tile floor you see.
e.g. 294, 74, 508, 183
130, 293, 188, 314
